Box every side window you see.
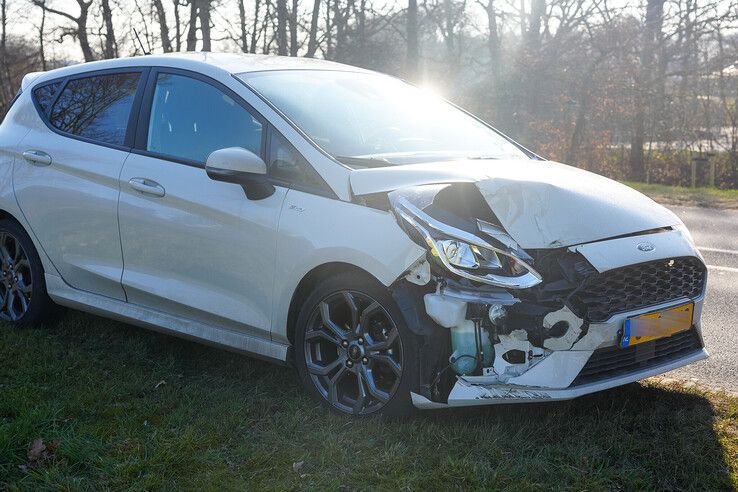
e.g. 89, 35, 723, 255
32, 82, 62, 114
48, 73, 140, 146
269, 131, 326, 189
147, 73, 263, 163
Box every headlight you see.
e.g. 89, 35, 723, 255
392, 195, 542, 289
437, 239, 502, 270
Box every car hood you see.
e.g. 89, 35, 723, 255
349, 159, 682, 249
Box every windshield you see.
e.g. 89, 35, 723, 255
238, 70, 529, 167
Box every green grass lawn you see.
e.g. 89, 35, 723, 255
1, 311, 737, 490
625, 182, 738, 209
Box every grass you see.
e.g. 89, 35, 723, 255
625, 181, 738, 209
1, 311, 737, 490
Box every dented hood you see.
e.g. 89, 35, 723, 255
350, 159, 682, 249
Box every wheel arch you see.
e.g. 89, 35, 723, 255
0, 208, 22, 225
0, 206, 60, 278
285, 262, 383, 348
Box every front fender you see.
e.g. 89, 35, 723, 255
270, 189, 426, 344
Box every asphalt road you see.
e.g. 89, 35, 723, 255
663, 205, 738, 391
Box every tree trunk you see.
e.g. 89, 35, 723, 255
484, 0, 499, 70
250, 0, 261, 53
406, 0, 419, 80
526, 0, 545, 51
76, 2, 95, 62
289, 0, 298, 55
39, 1, 47, 70
306, 0, 321, 57
100, 0, 117, 58
153, 0, 173, 52
276, 0, 288, 55
630, 0, 665, 181
237, 0, 248, 52
173, 0, 182, 51
186, 0, 198, 51
198, 0, 211, 51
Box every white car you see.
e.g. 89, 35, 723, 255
0, 53, 708, 415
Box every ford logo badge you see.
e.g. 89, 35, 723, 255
637, 241, 655, 252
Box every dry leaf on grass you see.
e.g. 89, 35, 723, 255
25, 437, 58, 469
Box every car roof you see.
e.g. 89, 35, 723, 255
24, 52, 368, 89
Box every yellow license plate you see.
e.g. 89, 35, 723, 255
621, 302, 694, 348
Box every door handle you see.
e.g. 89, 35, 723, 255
128, 177, 165, 197
22, 150, 52, 166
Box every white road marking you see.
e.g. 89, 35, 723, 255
699, 246, 738, 256
707, 264, 738, 273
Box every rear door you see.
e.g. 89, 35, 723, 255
117, 68, 287, 337
13, 69, 148, 300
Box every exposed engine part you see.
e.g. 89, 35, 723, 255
448, 319, 493, 375
423, 292, 495, 376
488, 304, 507, 326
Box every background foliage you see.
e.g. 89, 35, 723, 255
2, 0, 738, 187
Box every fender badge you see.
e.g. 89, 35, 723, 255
637, 241, 655, 252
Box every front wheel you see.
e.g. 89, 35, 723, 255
294, 272, 418, 416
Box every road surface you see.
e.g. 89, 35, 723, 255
662, 206, 738, 391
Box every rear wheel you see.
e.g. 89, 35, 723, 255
294, 272, 418, 416
0, 219, 54, 326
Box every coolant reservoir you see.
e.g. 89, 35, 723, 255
450, 320, 493, 375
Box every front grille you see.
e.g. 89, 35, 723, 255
571, 328, 702, 386
568, 256, 706, 322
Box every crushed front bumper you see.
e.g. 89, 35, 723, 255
412, 295, 708, 409
412, 347, 708, 408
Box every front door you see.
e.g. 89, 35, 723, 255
117, 70, 286, 337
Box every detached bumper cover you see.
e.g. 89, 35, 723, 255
412, 347, 708, 409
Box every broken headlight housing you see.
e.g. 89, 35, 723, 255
392, 193, 542, 289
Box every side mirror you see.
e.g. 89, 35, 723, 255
205, 147, 275, 200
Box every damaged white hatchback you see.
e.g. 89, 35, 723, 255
0, 53, 708, 415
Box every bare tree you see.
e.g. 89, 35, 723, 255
276, 0, 288, 54
198, 0, 211, 50
33, 0, 95, 62
186, 0, 198, 50
153, 0, 173, 52
100, 0, 117, 58
406, 0, 418, 79
306, 0, 321, 57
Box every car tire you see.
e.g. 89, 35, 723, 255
294, 271, 419, 417
0, 218, 55, 326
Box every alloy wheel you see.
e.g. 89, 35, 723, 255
303, 290, 403, 415
0, 231, 33, 322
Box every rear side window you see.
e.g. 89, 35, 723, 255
32, 82, 61, 114
49, 72, 140, 146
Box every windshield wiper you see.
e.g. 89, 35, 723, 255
335, 155, 392, 168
